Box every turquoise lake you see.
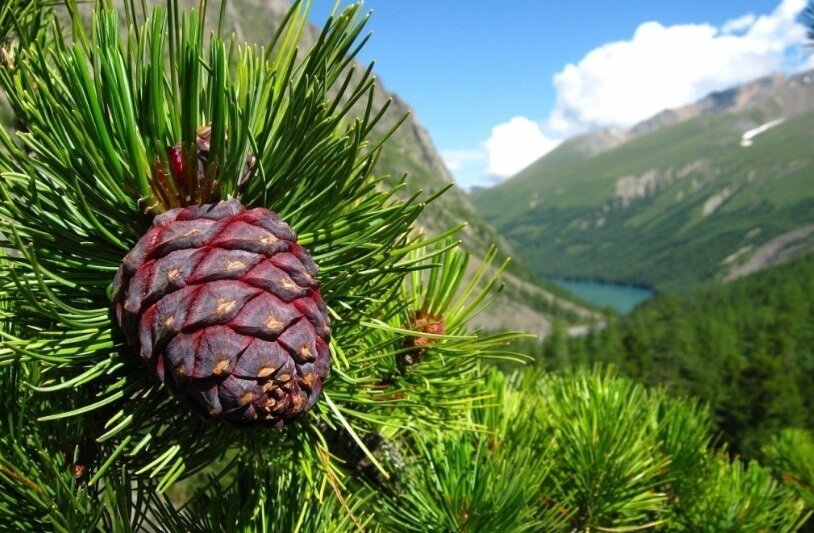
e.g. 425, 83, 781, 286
552, 279, 654, 314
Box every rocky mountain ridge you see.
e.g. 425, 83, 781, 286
565, 70, 814, 159
472, 69, 814, 292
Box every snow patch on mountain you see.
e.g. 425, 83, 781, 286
741, 118, 785, 147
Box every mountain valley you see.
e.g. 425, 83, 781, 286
472, 70, 814, 293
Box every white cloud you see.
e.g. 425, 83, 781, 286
722, 14, 757, 34
441, 149, 484, 172
546, 0, 808, 136
484, 117, 559, 178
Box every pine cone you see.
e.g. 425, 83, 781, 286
113, 200, 330, 427
398, 312, 444, 368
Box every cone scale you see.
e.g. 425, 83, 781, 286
113, 200, 331, 426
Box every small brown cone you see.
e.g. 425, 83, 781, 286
398, 311, 444, 368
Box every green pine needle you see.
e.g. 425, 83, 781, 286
0, 0, 515, 515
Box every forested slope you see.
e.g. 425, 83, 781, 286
542, 253, 814, 456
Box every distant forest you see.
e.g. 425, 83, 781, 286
532, 253, 814, 458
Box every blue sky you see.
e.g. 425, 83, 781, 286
309, 0, 810, 189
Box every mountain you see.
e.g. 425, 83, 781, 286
472, 70, 814, 292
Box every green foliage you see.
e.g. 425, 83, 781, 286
370, 367, 809, 532
763, 429, 814, 508
0, 365, 104, 532
369, 371, 567, 532
671, 453, 809, 532
535, 368, 669, 530
152, 462, 374, 533
370, 429, 558, 532
0, 0, 48, 44
656, 392, 712, 502
531, 368, 808, 532
551, 253, 814, 457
